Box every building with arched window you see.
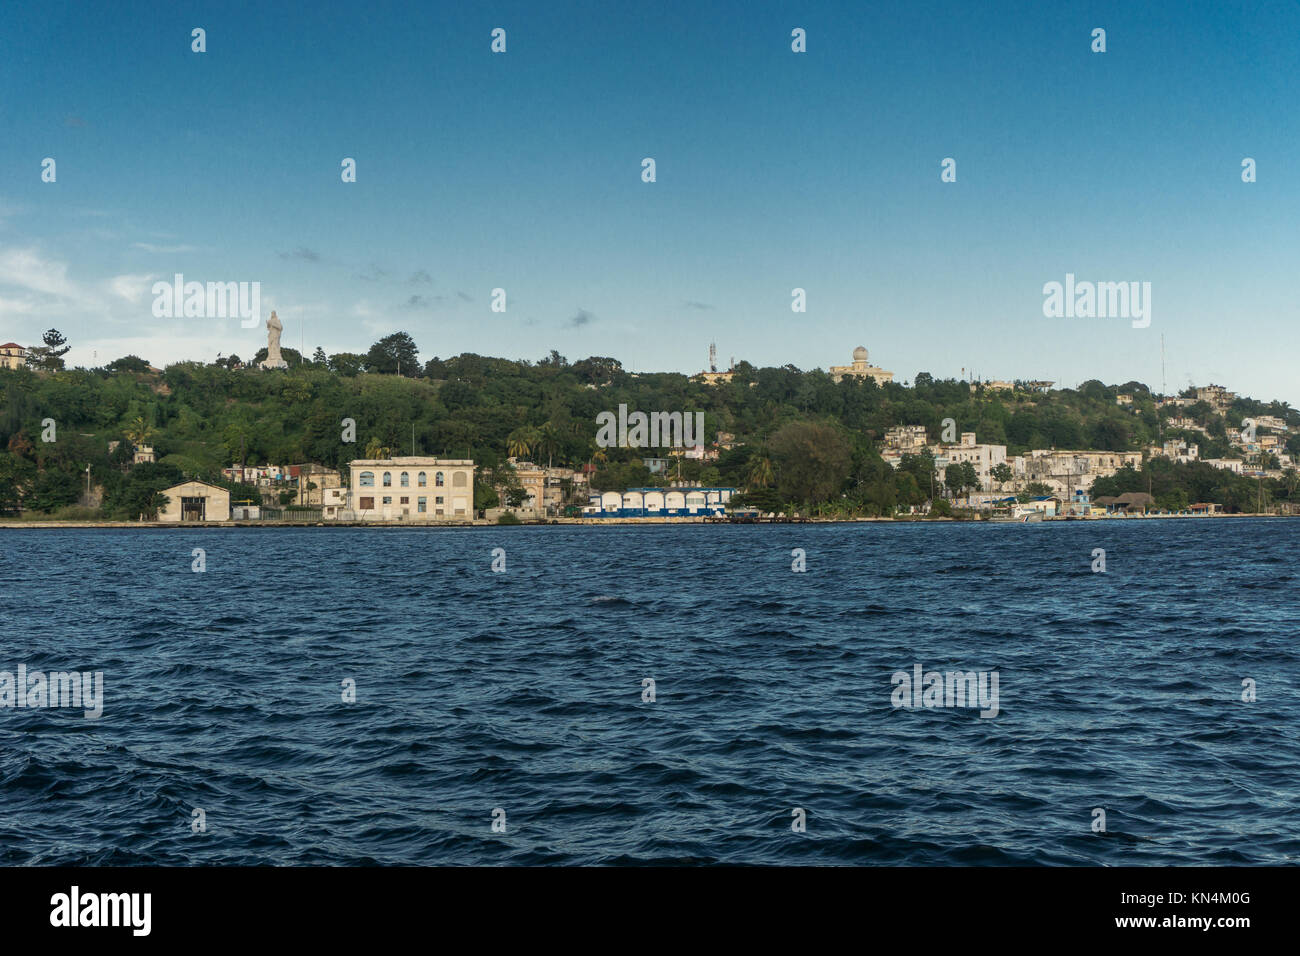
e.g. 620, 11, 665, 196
341, 457, 475, 521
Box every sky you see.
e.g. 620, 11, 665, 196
2, 0, 1298, 404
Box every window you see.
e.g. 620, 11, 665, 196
417, 497, 426, 513
382, 472, 392, 487
435, 472, 445, 487
435, 496, 443, 504
417, 472, 427, 487
400, 496, 409, 505
382, 496, 392, 505
359, 497, 374, 510
400, 473, 410, 487
359, 471, 375, 487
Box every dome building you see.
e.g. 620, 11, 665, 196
829, 346, 894, 386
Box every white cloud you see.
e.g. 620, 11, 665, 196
74, 320, 274, 368
0, 247, 79, 299
109, 273, 157, 305
0, 296, 38, 317
131, 242, 198, 254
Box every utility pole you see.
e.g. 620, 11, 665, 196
1159, 333, 1166, 448
1161, 334, 1167, 399
84, 464, 91, 504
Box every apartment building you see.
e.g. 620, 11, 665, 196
929, 432, 1007, 491
347, 457, 474, 520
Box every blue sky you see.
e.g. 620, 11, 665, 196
2, 0, 1297, 404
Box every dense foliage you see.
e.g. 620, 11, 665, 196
1, 340, 1296, 517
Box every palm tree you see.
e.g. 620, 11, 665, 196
507, 426, 538, 460
745, 454, 774, 489
1283, 467, 1299, 500
584, 442, 608, 481
536, 422, 561, 468
124, 416, 155, 447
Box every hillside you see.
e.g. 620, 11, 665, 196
1, 349, 1296, 518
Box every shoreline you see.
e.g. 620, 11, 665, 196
0, 512, 1290, 529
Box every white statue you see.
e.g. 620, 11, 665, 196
259, 311, 288, 369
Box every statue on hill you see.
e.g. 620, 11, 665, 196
259, 311, 288, 369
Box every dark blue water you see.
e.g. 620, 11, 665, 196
1, 521, 1297, 865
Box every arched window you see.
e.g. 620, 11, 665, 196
435, 472, 445, 487
359, 471, 375, 487
417, 472, 427, 487
400, 473, 409, 487
383, 472, 392, 487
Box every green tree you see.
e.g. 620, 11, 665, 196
329, 352, 367, 376
364, 437, 393, 459
27, 329, 72, 370
507, 426, 538, 460
124, 416, 156, 448
768, 420, 851, 508
1017, 481, 1054, 503
106, 355, 151, 373
0, 452, 35, 513
991, 462, 1014, 492
535, 422, 561, 468
945, 463, 967, 499
731, 487, 786, 514
745, 453, 774, 489
365, 332, 419, 375
28, 469, 81, 512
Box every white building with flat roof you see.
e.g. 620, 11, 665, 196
928, 432, 1007, 491
1012, 448, 1142, 497
345, 457, 474, 520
